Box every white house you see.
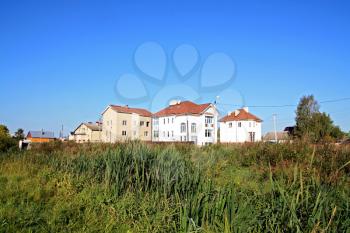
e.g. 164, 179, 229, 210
219, 107, 262, 143
152, 100, 218, 145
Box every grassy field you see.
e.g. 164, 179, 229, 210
0, 141, 349, 232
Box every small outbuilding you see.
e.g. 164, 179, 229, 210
26, 131, 55, 143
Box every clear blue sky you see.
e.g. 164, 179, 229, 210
1, 0, 349, 136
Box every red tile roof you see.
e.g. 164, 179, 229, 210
153, 101, 212, 117
219, 109, 262, 122
109, 105, 152, 117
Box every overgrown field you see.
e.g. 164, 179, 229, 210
0, 141, 350, 232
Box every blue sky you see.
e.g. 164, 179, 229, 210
1, 0, 349, 136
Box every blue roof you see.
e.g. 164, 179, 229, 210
28, 131, 55, 139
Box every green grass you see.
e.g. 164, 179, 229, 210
0, 141, 350, 232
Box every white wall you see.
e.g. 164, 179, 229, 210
152, 105, 218, 145
220, 120, 261, 143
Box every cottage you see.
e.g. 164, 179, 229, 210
219, 107, 262, 143
26, 131, 55, 143
71, 122, 102, 143
152, 100, 218, 145
101, 105, 152, 142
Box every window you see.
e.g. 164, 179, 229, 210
238, 122, 242, 127
133, 131, 136, 136
205, 129, 212, 137
154, 118, 159, 125
249, 122, 251, 127
164, 118, 166, 124
144, 131, 148, 136
168, 118, 170, 123
122, 131, 127, 136
172, 118, 174, 123
167, 131, 170, 137
140, 121, 144, 126
191, 123, 196, 133
249, 132, 256, 142
122, 120, 127, 125
172, 131, 174, 137
153, 131, 159, 138
229, 122, 232, 128
205, 116, 213, 124
146, 121, 150, 127
163, 131, 166, 137
180, 123, 186, 133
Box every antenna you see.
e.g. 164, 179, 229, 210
60, 124, 64, 138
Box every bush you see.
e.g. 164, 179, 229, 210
0, 135, 17, 153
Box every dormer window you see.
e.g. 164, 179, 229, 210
205, 116, 213, 124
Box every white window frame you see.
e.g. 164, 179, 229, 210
191, 123, 196, 133
180, 123, 186, 133
205, 129, 212, 137
205, 116, 213, 124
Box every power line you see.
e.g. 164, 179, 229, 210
216, 97, 350, 108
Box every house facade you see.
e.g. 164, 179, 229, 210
152, 101, 218, 145
219, 107, 262, 143
71, 122, 102, 143
101, 105, 152, 143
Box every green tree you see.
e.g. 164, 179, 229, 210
0, 124, 10, 137
14, 128, 25, 140
330, 126, 344, 141
295, 95, 320, 140
295, 95, 344, 143
0, 124, 17, 152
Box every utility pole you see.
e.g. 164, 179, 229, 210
60, 124, 64, 139
273, 114, 277, 143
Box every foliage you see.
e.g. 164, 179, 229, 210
0, 124, 17, 153
1, 141, 350, 232
14, 128, 25, 140
0, 125, 10, 138
295, 95, 344, 142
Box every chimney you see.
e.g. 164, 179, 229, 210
228, 111, 232, 116
243, 107, 249, 112
169, 100, 178, 106
234, 110, 240, 116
